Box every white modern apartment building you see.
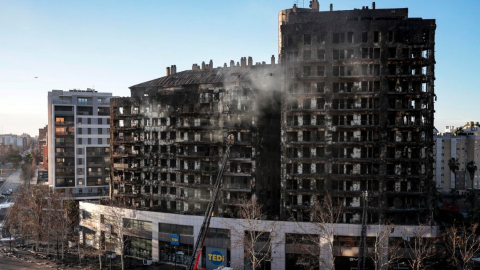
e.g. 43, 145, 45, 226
434, 121, 480, 192
48, 89, 112, 199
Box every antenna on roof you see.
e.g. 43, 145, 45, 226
293, 0, 304, 7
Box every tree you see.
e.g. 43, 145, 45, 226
228, 196, 280, 270
448, 158, 460, 189
82, 231, 107, 270
444, 223, 480, 270
49, 191, 75, 261
20, 152, 36, 187
291, 193, 343, 270
101, 199, 135, 270
404, 224, 437, 270
466, 161, 477, 188
4, 185, 75, 261
4, 185, 49, 251
6, 152, 22, 168
368, 224, 402, 270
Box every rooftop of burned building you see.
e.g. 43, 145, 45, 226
280, 1, 434, 22
129, 56, 280, 91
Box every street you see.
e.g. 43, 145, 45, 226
0, 165, 23, 238
0, 169, 22, 197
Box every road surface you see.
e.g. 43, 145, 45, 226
0, 169, 21, 197
0, 169, 22, 231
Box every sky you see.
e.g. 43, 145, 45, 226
0, 0, 479, 136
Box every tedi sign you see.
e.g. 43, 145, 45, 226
206, 247, 227, 270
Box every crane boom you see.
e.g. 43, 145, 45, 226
188, 135, 235, 270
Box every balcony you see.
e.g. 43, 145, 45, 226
87, 172, 108, 177
114, 163, 128, 169
112, 150, 138, 157
55, 142, 74, 147
55, 121, 75, 126
222, 198, 243, 205
87, 162, 104, 166
55, 162, 75, 167
53, 100, 72, 105
56, 111, 75, 117
223, 183, 251, 191
55, 131, 75, 136
55, 152, 75, 157
73, 191, 109, 198
86, 151, 108, 156
55, 172, 75, 177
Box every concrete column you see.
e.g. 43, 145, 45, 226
320, 229, 334, 270
192, 223, 202, 267
96, 215, 102, 249
229, 224, 244, 269
152, 221, 159, 262
379, 234, 389, 270
270, 230, 285, 269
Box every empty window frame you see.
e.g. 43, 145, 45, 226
303, 66, 311, 77
317, 66, 325, 77
303, 50, 312, 61
316, 33, 326, 44
317, 82, 325, 93
317, 49, 325, 60
362, 32, 368, 43
304, 34, 312, 45
374, 31, 380, 42
333, 66, 345, 76
347, 32, 354, 43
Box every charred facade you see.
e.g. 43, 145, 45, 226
279, 2, 436, 224
110, 2, 436, 225
111, 62, 282, 216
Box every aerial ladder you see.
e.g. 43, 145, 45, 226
188, 134, 235, 270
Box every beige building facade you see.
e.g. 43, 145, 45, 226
434, 121, 480, 192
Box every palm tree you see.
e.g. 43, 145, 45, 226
448, 158, 460, 189
466, 161, 477, 187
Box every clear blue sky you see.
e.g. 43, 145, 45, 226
0, 0, 479, 136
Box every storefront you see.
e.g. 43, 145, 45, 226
126, 237, 152, 260
158, 222, 195, 266
83, 227, 96, 246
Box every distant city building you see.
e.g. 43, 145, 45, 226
434, 121, 480, 192
38, 125, 47, 159
0, 143, 15, 160
47, 89, 112, 199
37, 125, 49, 182
0, 133, 30, 151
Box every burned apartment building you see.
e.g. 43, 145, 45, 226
110, 1, 436, 225
111, 59, 282, 216
279, 1, 436, 224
